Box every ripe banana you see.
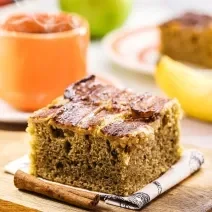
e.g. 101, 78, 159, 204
155, 56, 212, 122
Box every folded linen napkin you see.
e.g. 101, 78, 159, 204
4, 149, 204, 210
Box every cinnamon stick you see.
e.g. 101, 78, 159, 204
14, 170, 99, 210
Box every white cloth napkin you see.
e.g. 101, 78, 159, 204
4, 149, 204, 210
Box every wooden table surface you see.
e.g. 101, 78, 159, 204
0, 118, 212, 212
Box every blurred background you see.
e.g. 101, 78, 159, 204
0, 0, 210, 93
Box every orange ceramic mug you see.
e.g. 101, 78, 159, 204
0, 13, 89, 111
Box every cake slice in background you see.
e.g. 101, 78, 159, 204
27, 75, 182, 196
159, 12, 212, 68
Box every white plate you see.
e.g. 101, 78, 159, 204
102, 26, 212, 76
0, 99, 31, 123
102, 26, 159, 75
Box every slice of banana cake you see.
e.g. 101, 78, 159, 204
159, 12, 212, 68
27, 75, 182, 196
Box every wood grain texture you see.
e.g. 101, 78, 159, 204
0, 199, 40, 212
0, 118, 212, 212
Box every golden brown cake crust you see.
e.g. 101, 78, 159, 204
31, 75, 170, 137
101, 120, 147, 137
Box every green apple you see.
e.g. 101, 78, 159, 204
59, 0, 133, 37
